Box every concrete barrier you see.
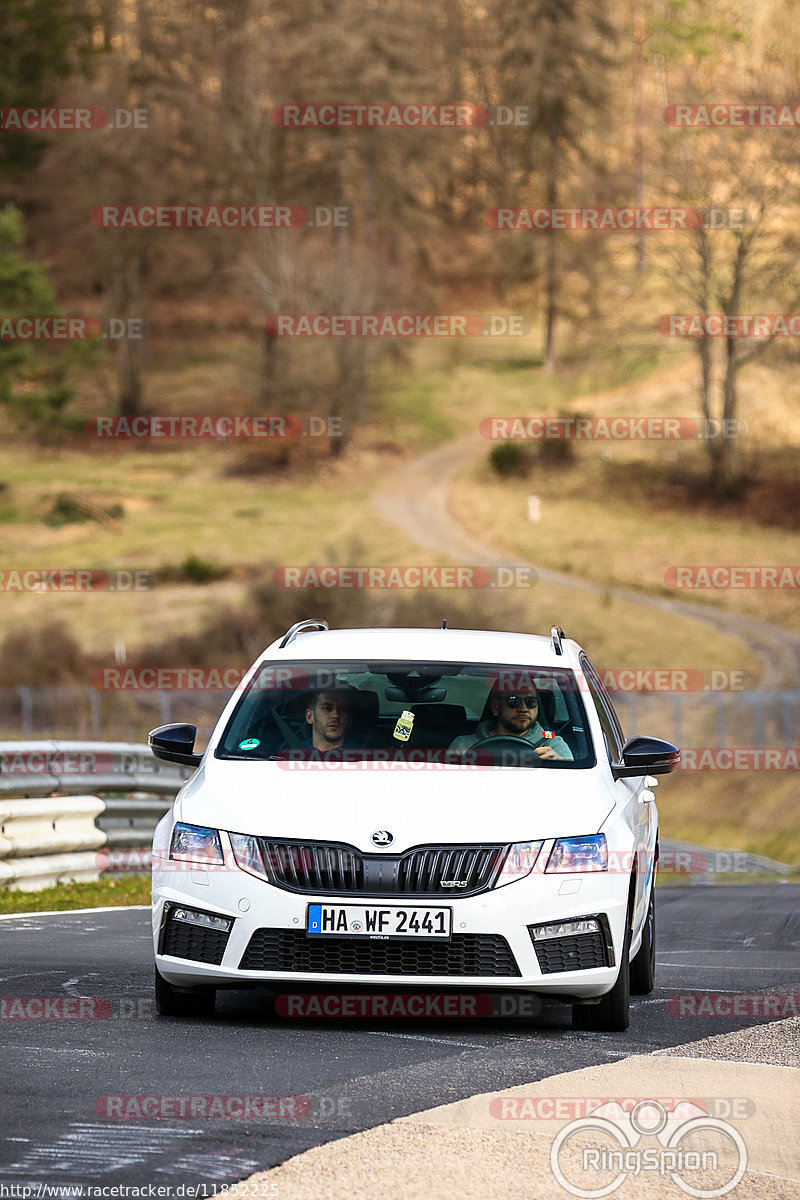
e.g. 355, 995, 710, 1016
0, 795, 108, 891
0, 742, 190, 891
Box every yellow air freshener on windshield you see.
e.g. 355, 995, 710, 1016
393, 710, 415, 742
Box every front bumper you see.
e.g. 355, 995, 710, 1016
152, 848, 632, 1000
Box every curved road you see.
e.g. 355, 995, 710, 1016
373, 431, 800, 691
0, 889, 798, 1190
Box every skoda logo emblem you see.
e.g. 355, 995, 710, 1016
371, 830, 393, 847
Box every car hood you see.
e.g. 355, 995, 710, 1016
177, 757, 616, 852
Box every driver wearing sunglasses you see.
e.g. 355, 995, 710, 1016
450, 688, 572, 760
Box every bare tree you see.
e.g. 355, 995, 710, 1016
657, 92, 800, 497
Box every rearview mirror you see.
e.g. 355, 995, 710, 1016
149, 723, 202, 768
612, 735, 680, 780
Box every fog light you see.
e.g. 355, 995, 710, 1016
170, 906, 232, 933
530, 919, 600, 941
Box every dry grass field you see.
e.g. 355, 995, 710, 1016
1, 312, 798, 865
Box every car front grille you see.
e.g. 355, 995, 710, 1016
160, 909, 231, 966
239, 929, 520, 977
258, 839, 507, 897
530, 929, 609, 974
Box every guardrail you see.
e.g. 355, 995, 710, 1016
0, 742, 191, 892
1, 741, 794, 893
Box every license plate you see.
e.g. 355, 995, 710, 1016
306, 904, 452, 940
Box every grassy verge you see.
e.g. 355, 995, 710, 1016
448, 350, 800, 634
0, 875, 150, 914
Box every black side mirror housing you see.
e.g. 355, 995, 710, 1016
612, 735, 680, 780
149, 722, 202, 768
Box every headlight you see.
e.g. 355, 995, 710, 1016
495, 841, 543, 888
546, 834, 607, 873
169, 822, 224, 866
229, 832, 269, 880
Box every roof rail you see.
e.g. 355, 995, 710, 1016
551, 625, 565, 656
278, 619, 329, 649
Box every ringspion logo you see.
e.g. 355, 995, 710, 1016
550, 1100, 747, 1198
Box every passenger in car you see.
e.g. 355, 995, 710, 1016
449, 689, 572, 760
303, 688, 356, 751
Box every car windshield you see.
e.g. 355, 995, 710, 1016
215, 660, 595, 768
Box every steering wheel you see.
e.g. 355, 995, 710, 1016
468, 736, 542, 764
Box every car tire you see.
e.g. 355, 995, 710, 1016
630, 881, 656, 995
154, 966, 216, 1018
572, 906, 631, 1032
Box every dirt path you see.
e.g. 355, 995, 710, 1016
373, 366, 800, 691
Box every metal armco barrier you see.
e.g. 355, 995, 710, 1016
0, 742, 191, 891
96, 793, 173, 850
0, 741, 191, 797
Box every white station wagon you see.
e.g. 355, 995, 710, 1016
149, 622, 679, 1030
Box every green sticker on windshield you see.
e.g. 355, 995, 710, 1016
239, 738, 260, 750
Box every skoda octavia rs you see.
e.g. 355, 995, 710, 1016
149, 621, 679, 1030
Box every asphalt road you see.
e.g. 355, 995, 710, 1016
1, 884, 798, 1190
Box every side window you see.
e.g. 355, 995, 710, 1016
581, 657, 624, 763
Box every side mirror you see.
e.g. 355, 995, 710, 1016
612, 735, 680, 780
149, 722, 202, 768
